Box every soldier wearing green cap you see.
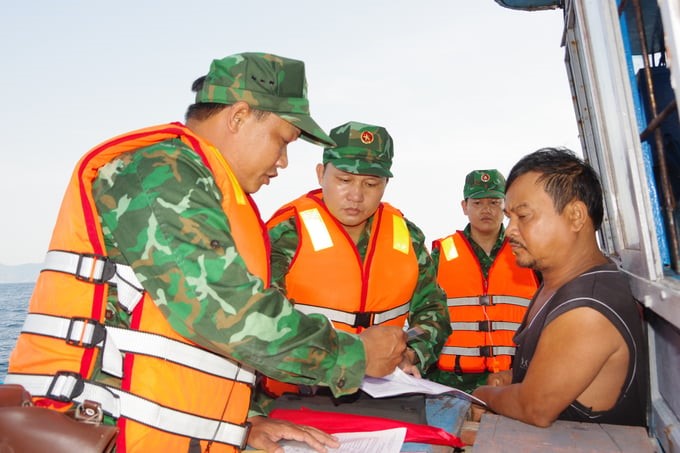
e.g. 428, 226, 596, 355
6, 54, 408, 452
258, 121, 450, 405
428, 169, 539, 393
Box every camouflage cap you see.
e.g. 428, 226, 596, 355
464, 169, 506, 199
323, 121, 393, 178
196, 52, 335, 147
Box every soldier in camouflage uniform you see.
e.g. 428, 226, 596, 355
12, 53, 408, 452
429, 169, 539, 393
260, 121, 451, 405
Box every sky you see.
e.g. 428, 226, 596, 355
0, 1, 580, 266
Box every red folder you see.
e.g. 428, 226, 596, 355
269, 407, 464, 448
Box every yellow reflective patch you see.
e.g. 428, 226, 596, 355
299, 209, 334, 251
441, 236, 459, 261
392, 215, 409, 254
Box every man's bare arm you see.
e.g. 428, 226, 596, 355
472, 307, 628, 427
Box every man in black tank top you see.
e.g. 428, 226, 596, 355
471, 148, 648, 427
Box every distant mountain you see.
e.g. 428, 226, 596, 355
0, 263, 42, 283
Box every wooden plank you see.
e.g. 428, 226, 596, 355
472, 414, 656, 452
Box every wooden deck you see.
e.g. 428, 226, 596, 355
471, 414, 657, 452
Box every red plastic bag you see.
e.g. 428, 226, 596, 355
269, 406, 464, 448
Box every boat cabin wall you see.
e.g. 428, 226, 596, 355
562, 0, 680, 450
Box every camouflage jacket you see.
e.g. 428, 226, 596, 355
268, 207, 451, 371
92, 138, 367, 416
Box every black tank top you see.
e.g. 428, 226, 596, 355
512, 262, 648, 426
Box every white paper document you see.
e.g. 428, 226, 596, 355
361, 367, 488, 407
280, 427, 406, 453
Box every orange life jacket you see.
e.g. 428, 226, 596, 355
262, 190, 417, 396
433, 231, 538, 374
6, 123, 270, 452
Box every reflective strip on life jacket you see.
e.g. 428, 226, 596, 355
294, 302, 410, 328
446, 295, 532, 308
440, 235, 459, 262
299, 209, 334, 251
4, 373, 250, 449
391, 214, 410, 254
441, 345, 516, 357
450, 321, 522, 331
20, 313, 256, 384
43, 250, 144, 312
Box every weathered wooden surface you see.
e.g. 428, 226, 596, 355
472, 414, 657, 452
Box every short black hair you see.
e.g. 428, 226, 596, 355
185, 76, 228, 121
506, 147, 604, 230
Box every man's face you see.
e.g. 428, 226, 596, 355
462, 197, 504, 235
229, 111, 300, 194
504, 171, 573, 272
317, 163, 387, 230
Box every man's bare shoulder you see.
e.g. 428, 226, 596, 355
544, 306, 625, 347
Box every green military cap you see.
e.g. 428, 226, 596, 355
323, 121, 393, 178
196, 52, 335, 147
464, 169, 506, 199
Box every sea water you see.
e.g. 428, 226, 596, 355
0, 282, 32, 382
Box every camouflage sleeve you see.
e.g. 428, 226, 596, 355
430, 243, 441, 266
248, 388, 272, 418
404, 219, 451, 371
92, 140, 365, 396
267, 216, 300, 293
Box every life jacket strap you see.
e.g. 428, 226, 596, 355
450, 321, 522, 332
20, 313, 256, 384
446, 295, 531, 308
43, 250, 144, 312
4, 373, 251, 449
441, 345, 516, 357
294, 302, 410, 328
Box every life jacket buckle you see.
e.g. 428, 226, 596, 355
479, 295, 492, 306
75, 253, 116, 284
66, 317, 106, 348
478, 320, 493, 332
47, 371, 84, 403
353, 312, 372, 328
479, 346, 493, 357
75, 399, 104, 424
